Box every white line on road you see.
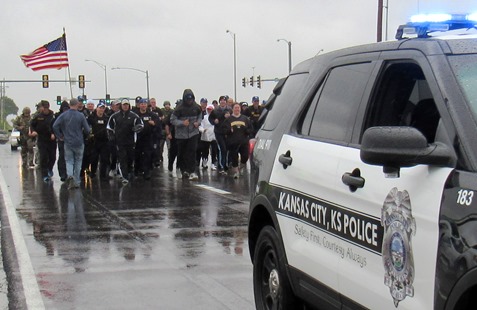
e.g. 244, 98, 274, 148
194, 184, 231, 195
0, 168, 45, 310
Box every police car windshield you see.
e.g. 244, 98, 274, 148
449, 54, 477, 122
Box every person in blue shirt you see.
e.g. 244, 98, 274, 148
53, 98, 91, 189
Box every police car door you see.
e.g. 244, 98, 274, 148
269, 59, 377, 304
334, 56, 453, 309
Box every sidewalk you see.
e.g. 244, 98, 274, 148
0, 221, 8, 310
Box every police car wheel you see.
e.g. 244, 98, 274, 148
253, 226, 298, 310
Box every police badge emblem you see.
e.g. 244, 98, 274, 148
381, 187, 416, 307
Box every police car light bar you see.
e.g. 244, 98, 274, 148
396, 13, 477, 40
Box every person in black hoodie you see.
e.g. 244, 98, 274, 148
107, 98, 143, 184
88, 101, 110, 180
30, 100, 57, 182
170, 89, 202, 180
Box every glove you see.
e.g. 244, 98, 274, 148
133, 124, 144, 133
107, 130, 115, 142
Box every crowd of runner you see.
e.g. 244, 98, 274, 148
12, 89, 264, 188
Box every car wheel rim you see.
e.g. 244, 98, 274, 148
262, 248, 280, 309
268, 269, 279, 300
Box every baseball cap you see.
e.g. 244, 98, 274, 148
77, 95, 85, 102
135, 96, 142, 103
97, 102, 106, 108
252, 96, 259, 102
139, 98, 148, 104
200, 98, 208, 103
206, 104, 214, 110
121, 98, 130, 105
87, 99, 95, 105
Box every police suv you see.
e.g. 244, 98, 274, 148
248, 14, 477, 310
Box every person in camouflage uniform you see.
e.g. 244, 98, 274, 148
13, 107, 35, 168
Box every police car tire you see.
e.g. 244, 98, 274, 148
253, 226, 299, 310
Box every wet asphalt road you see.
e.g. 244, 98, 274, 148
0, 143, 254, 309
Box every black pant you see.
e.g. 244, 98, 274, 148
227, 141, 249, 168
215, 133, 228, 170
82, 139, 94, 173
176, 136, 199, 175
117, 144, 135, 180
168, 137, 178, 171
57, 140, 67, 180
135, 138, 153, 176
109, 140, 118, 171
196, 140, 211, 164
210, 140, 218, 165
90, 140, 110, 177
38, 139, 57, 178
151, 136, 162, 165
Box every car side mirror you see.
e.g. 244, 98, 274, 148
360, 126, 456, 177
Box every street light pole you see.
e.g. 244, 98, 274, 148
277, 38, 292, 73
111, 67, 150, 101
226, 30, 237, 101
85, 59, 108, 98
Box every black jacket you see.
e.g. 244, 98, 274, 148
107, 109, 143, 146
88, 112, 109, 143
137, 110, 159, 142
30, 110, 55, 143
208, 105, 232, 135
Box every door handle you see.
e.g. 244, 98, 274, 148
342, 168, 365, 192
278, 150, 292, 169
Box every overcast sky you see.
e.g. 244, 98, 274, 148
1, 0, 476, 115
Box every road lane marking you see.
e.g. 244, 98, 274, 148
0, 168, 45, 310
194, 184, 231, 195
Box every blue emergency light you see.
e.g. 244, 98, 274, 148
396, 13, 477, 40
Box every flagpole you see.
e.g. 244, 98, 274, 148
64, 28, 73, 98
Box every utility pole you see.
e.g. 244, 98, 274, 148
377, 0, 383, 42
0, 80, 4, 129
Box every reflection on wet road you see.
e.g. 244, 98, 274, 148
0, 145, 254, 309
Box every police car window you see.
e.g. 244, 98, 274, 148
363, 62, 440, 143
449, 55, 477, 124
261, 73, 308, 131
305, 62, 374, 142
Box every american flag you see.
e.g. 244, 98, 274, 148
20, 34, 69, 71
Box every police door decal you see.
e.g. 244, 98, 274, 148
381, 187, 416, 307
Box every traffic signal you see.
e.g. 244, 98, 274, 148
106, 94, 111, 105
56, 96, 61, 105
250, 76, 254, 87
42, 75, 49, 88
257, 75, 262, 89
242, 77, 246, 88
78, 75, 85, 88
